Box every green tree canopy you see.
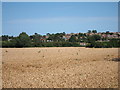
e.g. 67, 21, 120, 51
92, 30, 97, 33
88, 30, 91, 33
17, 32, 31, 47
69, 35, 77, 42
87, 35, 101, 43
32, 33, 42, 46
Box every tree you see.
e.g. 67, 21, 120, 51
92, 30, 97, 33
46, 33, 50, 36
47, 33, 65, 42
87, 35, 101, 43
17, 32, 31, 47
88, 30, 91, 33
10, 37, 19, 47
32, 33, 42, 46
62, 32, 66, 35
69, 35, 77, 42
78, 33, 84, 37
87, 36, 95, 43
93, 35, 101, 41
106, 31, 110, 34
109, 38, 120, 47
2, 35, 9, 41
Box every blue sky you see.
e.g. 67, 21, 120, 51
2, 2, 118, 36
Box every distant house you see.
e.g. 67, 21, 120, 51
80, 42, 87, 46
46, 40, 53, 42
63, 34, 71, 41
40, 39, 45, 42
8, 38, 12, 41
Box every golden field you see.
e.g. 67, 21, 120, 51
2, 47, 119, 88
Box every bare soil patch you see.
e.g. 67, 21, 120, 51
2, 47, 119, 88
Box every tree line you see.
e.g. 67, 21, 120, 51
1, 30, 120, 48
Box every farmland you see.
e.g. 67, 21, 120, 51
2, 47, 119, 88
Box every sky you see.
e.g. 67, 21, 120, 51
2, 2, 118, 36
